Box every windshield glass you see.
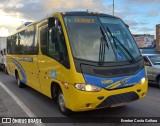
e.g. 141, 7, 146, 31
149, 55, 160, 65
99, 17, 140, 61
64, 16, 140, 62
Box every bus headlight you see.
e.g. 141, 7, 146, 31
140, 77, 146, 84
75, 84, 102, 92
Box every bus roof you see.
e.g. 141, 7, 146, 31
61, 11, 118, 18
8, 11, 119, 36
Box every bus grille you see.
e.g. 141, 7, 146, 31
96, 92, 139, 108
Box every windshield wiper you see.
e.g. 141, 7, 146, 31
100, 26, 109, 49
99, 26, 109, 65
106, 27, 135, 63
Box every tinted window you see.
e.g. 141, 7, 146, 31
39, 25, 48, 55
39, 18, 70, 68
7, 25, 38, 55
19, 30, 26, 54
25, 26, 37, 54
7, 37, 12, 54
49, 19, 69, 68
12, 35, 18, 54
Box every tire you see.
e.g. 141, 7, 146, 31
57, 91, 71, 116
17, 74, 24, 88
157, 78, 160, 89
3, 67, 7, 74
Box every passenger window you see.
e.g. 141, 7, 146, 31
48, 18, 70, 68
39, 24, 48, 55
39, 18, 70, 69
25, 26, 37, 54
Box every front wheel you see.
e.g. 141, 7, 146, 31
57, 92, 71, 116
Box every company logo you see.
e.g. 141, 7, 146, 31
120, 79, 125, 84
2, 118, 11, 123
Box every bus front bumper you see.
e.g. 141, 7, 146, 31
65, 79, 148, 112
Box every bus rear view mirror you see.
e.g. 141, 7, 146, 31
125, 24, 129, 28
48, 17, 55, 29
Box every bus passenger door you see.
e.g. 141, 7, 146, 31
37, 17, 70, 97
37, 20, 52, 97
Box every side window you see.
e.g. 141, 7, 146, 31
12, 35, 17, 54
49, 18, 70, 68
19, 30, 26, 54
39, 24, 48, 55
7, 37, 12, 54
15, 34, 19, 54
25, 26, 37, 54
39, 18, 70, 68
7, 26, 37, 55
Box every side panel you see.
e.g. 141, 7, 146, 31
7, 55, 40, 91
18, 55, 40, 91
38, 55, 69, 97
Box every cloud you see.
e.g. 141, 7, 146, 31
124, 20, 149, 27
0, 0, 159, 36
122, 0, 160, 5
1, 0, 108, 20
0, 0, 110, 36
0, 27, 9, 37
146, 10, 160, 17
1, 0, 43, 20
42, 0, 106, 11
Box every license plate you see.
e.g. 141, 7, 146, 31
111, 102, 126, 107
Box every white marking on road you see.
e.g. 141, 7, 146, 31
0, 81, 45, 126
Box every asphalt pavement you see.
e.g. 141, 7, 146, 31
0, 71, 160, 126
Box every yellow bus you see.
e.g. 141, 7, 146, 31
6, 11, 148, 115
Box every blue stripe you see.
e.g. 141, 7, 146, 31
83, 68, 146, 89
12, 58, 27, 84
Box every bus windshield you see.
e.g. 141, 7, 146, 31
64, 16, 140, 62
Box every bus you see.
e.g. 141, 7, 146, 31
6, 11, 148, 115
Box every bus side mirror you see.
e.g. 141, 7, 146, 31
125, 24, 129, 28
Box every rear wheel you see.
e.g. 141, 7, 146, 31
16, 74, 24, 88
57, 91, 71, 116
157, 77, 160, 88
3, 66, 7, 74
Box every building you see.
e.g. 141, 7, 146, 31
156, 24, 160, 53
133, 34, 156, 54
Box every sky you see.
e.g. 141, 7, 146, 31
0, 0, 160, 37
